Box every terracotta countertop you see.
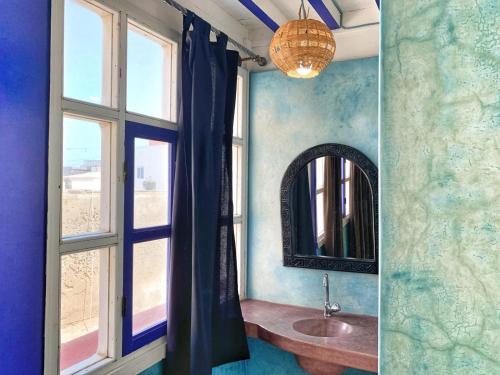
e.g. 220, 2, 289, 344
241, 299, 378, 373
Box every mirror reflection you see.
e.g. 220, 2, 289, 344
290, 156, 375, 259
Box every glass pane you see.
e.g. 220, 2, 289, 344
134, 138, 170, 229
316, 157, 325, 190
64, 0, 113, 105
234, 223, 242, 295
62, 115, 111, 238
127, 23, 175, 120
344, 159, 351, 179
232, 145, 242, 216
60, 248, 110, 372
345, 181, 351, 217
233, 76, 243, 138
133, 239, 168, 335
316, 192, 324, 236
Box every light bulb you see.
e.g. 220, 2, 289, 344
296, 62, 313, 76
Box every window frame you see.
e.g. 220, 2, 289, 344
46, 1, 181, 374
122, 121, 177, 355
232, 68, 249, 299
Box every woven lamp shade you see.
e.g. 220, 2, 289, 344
269, 18, 336, 79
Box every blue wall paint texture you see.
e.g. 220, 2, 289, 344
0, 1, 51, 374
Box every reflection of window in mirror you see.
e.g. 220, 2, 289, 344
314, 157, 325, 241
342, 159, 351, 218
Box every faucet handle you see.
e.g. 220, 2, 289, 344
330, 303, 341, 313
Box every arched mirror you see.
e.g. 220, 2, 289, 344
281, 144, 378, 274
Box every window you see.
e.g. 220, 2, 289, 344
314, 157, 326, 238
63, 0, 117, 106
60, 247, 112, 373
342, 159, 351, 217
311, 157, 351, 250
132, 239, 168, 335
232, 73, 248, 297
133, 138, 171, 229
48, 1, 248, 372
62, 115, 112, 237
127, 21, 177, 121
47, 1, 180, 374
122, 123, 176, 355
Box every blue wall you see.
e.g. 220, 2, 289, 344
0, 1, 51, 374
247, 57, 379, 316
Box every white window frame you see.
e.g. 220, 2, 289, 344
45, 1, 180, 374
233, 68, 249, 299
46, 1, 250, 374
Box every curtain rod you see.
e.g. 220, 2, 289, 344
161, 0, 267, 66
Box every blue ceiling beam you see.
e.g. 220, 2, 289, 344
238, 0, 280, 32
307, 0, 341, 29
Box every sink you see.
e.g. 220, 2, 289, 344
241, 300, 378, 375
293, 318, 353, 338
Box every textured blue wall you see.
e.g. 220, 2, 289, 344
0, 1, 50, 374
247, 57, 379, 316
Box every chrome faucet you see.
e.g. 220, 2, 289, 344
322, 274, 341, 317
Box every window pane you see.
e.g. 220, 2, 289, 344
233, 76, 243, 138
127, 23, 175, 120
316, 192, 324, 236
133, 239, 168, 335
232, 145, 242, 216
344, 159, 351, 179
134, 138, 170, 229
234, 223, 242, 296
316, 157, 325, 190
345, 181, 351, 217
62, 115, 111, 238
60, 248, 110, 372
64, 0, 113, 105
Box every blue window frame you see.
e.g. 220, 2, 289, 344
123, 121, 177, 355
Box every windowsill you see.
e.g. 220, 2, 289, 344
62, 305, 167, 374
71, 337, 166, 375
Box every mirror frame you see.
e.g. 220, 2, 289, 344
281, 143, 378, 274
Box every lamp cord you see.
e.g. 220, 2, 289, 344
298, 0, 309, 19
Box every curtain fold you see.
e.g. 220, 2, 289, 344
323, 156, 342, 257
166, 12, 249, 375
351, 164, 374, 259
290, 167, 315, 255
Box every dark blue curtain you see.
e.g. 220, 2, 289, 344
166, 12, 249, 375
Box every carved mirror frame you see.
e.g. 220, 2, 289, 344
281, 144, 378, 274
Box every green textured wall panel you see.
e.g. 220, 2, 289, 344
380, 0, 500, 374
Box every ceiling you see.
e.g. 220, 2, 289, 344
215, 0, 379, 30
174, 0, 379, 69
